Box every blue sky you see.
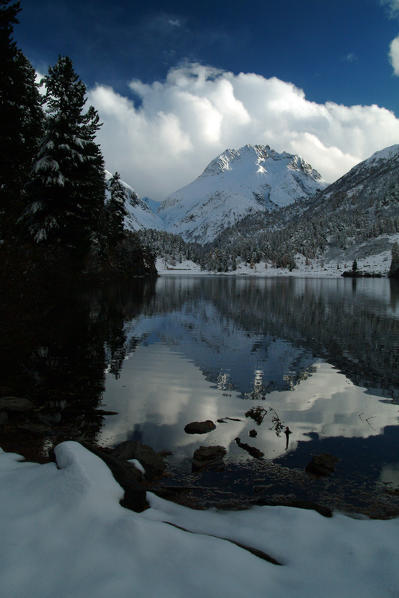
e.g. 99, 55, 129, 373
14, 0, 399, 199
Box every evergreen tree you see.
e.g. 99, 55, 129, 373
24, 56, 105, 261
0, 0, 43, 242
106, 172, 127, 246
389, 242, 399, 278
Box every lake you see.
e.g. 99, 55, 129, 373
1, 276, 399, 515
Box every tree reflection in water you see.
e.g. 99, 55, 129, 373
0, 279, 155, 460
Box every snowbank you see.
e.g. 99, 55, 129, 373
1, 442, 399, 597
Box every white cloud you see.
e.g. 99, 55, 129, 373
389, 35, 399, 74
88, 63, 399, 200
381, 0, 399, 16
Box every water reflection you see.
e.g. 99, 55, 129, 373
1, 275, 399, 488
0, 280, 155, 458
97, 276, 399, 486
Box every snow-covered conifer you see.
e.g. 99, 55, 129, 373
24, 56, 105, 260
107, 172, 127, 246
0, 1, 43, 242
389, 242, 399, 278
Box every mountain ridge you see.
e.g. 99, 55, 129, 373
124, 143, 399, 275
105, 170, 164, 233
157, 144, 326, 243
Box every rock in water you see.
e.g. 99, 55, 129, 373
192, 445, 226, 472
111, 440, 166, 478
184, 420, 216, 434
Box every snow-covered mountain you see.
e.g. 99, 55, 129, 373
210, 143, 399, 270
105, 171, 164, 232
157, 144, 326, 243
319, 144, 399, 204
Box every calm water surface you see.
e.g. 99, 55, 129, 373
98, 276, 399, 490
2, 275, 399, 507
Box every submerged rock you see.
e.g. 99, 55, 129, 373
306, 453, 338, 477
184, 420, 216, 434
192, 445, 226, 472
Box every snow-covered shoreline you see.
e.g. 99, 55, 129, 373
1, 441, 399, 597
156, 254, 390, 278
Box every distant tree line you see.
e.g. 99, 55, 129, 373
0, 0, 155, 283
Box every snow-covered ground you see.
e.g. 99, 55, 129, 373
1, 441, 398, 598
156, 248, 392, 278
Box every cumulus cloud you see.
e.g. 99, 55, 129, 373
88, 63, 399, 200
389, 35, 399, 74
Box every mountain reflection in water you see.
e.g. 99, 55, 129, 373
98, 276, 399, 488
1, 276, 399, 496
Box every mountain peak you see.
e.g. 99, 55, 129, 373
200, 144, 323, 183
158, 144, 326, 243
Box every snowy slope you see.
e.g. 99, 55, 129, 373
320, 143, 399, 202
158, 145, 326, 243
1, 442, 399, 598
204, 142, 399, 272
361, 144, 399, 167
105, 171, 164, 232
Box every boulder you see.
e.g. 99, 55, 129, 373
184, 420, 216, 434
81, 443, 148, 512
192, 445, 226, 472
111, 440, 166, 479
306, 453, 338, 477
249, 429, 257, 438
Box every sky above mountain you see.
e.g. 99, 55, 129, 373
15, 0, 399, 200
